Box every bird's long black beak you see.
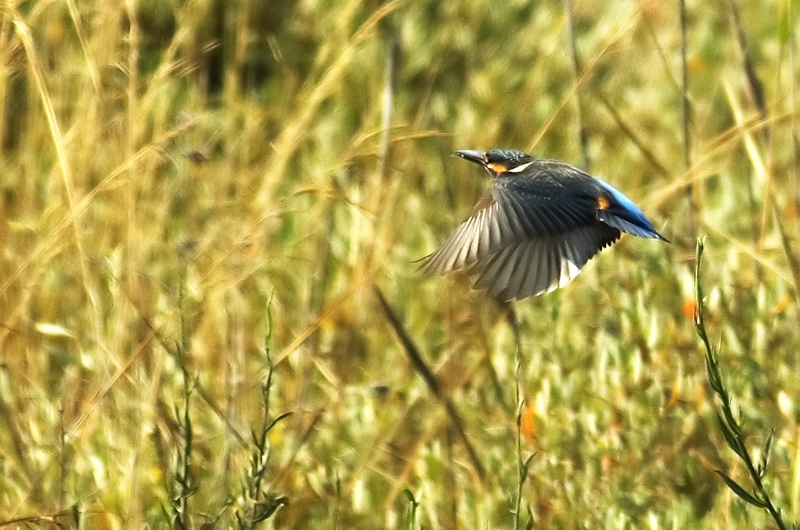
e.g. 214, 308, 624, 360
455, 150, 486, 166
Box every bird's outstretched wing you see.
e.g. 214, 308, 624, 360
420, 178, 621, 300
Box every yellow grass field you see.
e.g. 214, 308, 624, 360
1, 1, 799, 528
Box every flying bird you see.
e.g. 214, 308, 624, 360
421, 148, 669, 301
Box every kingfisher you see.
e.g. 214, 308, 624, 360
421, 148, 669, 301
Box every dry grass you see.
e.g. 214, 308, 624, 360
0, 0, 798, 528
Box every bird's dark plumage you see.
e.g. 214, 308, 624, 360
421, 148, 669, 301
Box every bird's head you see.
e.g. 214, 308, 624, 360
455, 148, 535, 176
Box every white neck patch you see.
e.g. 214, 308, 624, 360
507, 161, 535, 173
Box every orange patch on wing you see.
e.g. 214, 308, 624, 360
486, 162, 508, 174
597, 196, 610, 210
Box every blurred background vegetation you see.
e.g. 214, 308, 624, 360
0, 0, 798, 528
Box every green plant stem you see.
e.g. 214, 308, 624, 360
694, 238, 787, 530
512, 309, 533, 530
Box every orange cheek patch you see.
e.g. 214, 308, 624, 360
597, 196, 610, 210
487, 163, 508, 174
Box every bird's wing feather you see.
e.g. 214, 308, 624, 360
419, 193, 500, 273
471, 223, 620, 300
420, 178, 616, 280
